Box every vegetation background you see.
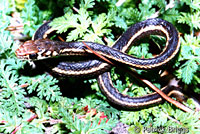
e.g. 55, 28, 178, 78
0, 0, 200, 133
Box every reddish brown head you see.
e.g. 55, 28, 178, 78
15, 39, 56, 60
15, 40, 39, 59
15, 40, 40, 60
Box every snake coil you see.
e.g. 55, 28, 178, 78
16, 18, 182, 109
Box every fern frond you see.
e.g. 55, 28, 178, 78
0, 59, 26, 115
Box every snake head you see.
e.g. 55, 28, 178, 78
15, 40, 40, 60
15, 39, 54, 60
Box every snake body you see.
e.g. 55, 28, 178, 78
16, 18, 182, 108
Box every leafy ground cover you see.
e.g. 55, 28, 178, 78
0, 0, 200, 133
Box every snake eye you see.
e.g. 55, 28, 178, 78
29, 53, 38, 59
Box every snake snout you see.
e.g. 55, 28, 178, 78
15, 40, 39, 59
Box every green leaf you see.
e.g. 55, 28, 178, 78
153, 112, 168, 126
25, 74, 62, 102
181, 0, 200, 10
138, 2, 156, 20
162, 8, 179, 24
21, 0, 51, 37
128, 43, 153, 58
0, 59, 26, 115
178, 12, 200, 30
92, 13, 111, 36
80, 0, 95, 9
180, 59, 198, 84
0, 109, 22, 133
0, 30, 13, 58
27, 97, 48, 119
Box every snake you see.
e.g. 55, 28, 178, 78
15, 18, 182, 109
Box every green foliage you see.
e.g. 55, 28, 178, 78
20, 74, 62, 102
0, 30, 14, 57
49, 97, 118, 133
176, 35, 200, 85
0, 0, 200, 133
126, 100, 200, 134
21, 0, 52, 37
177, 0, 200, 31
0, 0, 13, 30
0, 109, 22, 133
50, 3, 115, 45
0, 59, 27, 115
60, 111, 116, 134
128, 43, 153, 58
